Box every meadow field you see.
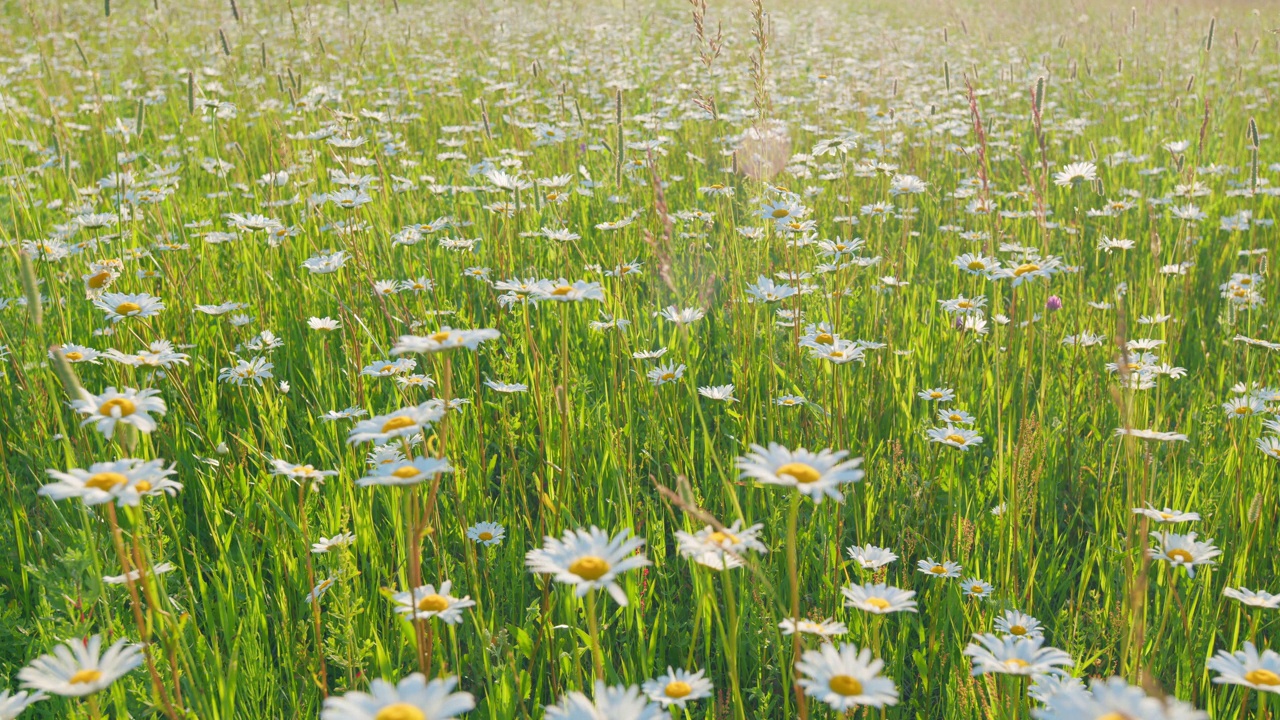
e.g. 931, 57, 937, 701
1, 0, 1279, 717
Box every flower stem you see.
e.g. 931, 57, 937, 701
586, 589, 605, 681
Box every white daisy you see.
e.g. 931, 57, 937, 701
525, 527, 651, 606
841, 583, 917, 614
357, 457, 453, 487
18, 635, 143, 697
390, 581, 476, 624
795, 643, 898, 711
320, 674, 474, 720
69, 386, 166, 439
736, 443, 865, 504
466, 522, 506, 546
544, 681, 664, 720
963, 633, 1073, 676
641, 667, 712, 709
1207, 642, 1280, 693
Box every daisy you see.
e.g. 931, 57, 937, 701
312, 533, 357, 553
960, 578, 994, 599
466, 522, 506, 546
1132, 505, 1200, 523
918, 387, 955, 402
963, 634, 1073, 676
697, 384, 737, 402
841, 583, 917, 614
18, 635, 143, 697
1052, 161, 1097, 187
674, 521, 768, 570
736, 443, 865, 504
0, 689, 45, 719
357, 457, 453, 487
926, 425, 984, 451
40, 458, 178, 507
917, 558, 962, 578
1223, 587, 1280, 609
69, 386, 166, 439
308, 316, 341, 330
1222, 396, 1266, 418
218, 357, 274, 385
301, 250, 350, 274
846, 544, 898, 570
796, 643, 898, 711
1257, 436, 1280, 460
526, 527, 651, 606
391, 581, 476, 624
641, 668, 712, 709
269, 459, 339, 486
484, 379, 527, 393
993, 610, 1044, 639
347, 403, 445, 445
1036, 677, 1206, 720
55, 344, 104, 364
778, 618, 849, 639
320, 674, 474, 720
1148, 532, 1221, 577
544, 681, 664, 720
1207, 642, 1280, 693
938, 408, 977, 425
646, 363, 685, 386
391, 328, 501, 355
532, 279, 605, 302
103, 562, 176, 585
656, 306, 705, 325
94, 292, 165, 322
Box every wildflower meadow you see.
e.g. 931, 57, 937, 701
1, 0, 1279, 717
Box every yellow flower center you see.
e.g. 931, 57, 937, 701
1235, 406, 1252, 415
88, 271, 112, 288
660, 372, 675, 381
958, 301, 973, 309
135, 480, 152, 492
930, 565, 947, 575
416, 594, 449, 612
1245, 669, 1280, 686
115, 301, 142, 314
967, 260, 986, 270
664, 680, 693, 698
381, 416, 417, 433
828, 675, 863, 696
568, 556, 610, 580
1241, 277, 1253, 285
69, 668, 103, 685
478, 531, 494, 541
709, 184, 724, 190
429, 331, 452, 342
945, 434, 967, 445
85, 472, 129, 491
707, 531, 738, 545
1009, 625, 1027, 636
550, 285, 574, 296
100, 397, 137, 416
391, 465, 420, 479
1005, 659, 1030, 669
929, 391, 943, 398
1166, 549, 1194, 563
865, 597, 891, 610
1013, 263, 1040, 277
771, 208, 790, 218
65, 351, 84, 361
969, 584, 986, 595
374, 703, 426, 720
1159, 512, 1174, 520
815, 333, 834, 345
1097, 714, 1133, 720
777, 462, 821, 484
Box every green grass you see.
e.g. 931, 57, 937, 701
1, 0, 1278, 717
